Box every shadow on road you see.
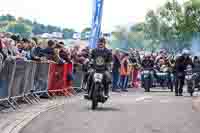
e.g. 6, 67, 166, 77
85, 106, 121, 112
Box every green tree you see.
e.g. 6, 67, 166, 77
145, 10, 160, 40
46, 25, 61, 33
0, 14, 16, 21
63, 28, 75, 39
17, 17, 33, 26
32, 22, 45, 35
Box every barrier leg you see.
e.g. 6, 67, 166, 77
71, 88, 78, 95
24, 95, 34, 104
7, 99, 16, 110
19, 96, 30, 104
66, 88, 74, 97
33, 93, 41, 101
0, 102, 10, 109
10, 98, 20, 109
29, 94, 40, 103
26, 94, 37, 103
30, 90, 41, 101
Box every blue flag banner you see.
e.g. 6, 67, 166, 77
89, 0, 104, 49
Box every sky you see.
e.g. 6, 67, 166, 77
0, 0, 187, 32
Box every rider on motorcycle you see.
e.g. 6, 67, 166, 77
85, 37, 112, 98
141, 52, 154, 69
174, 49, 193, 96
141, 52, 155, 89
192, 56, 200, 90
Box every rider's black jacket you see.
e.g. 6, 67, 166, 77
174, 56, 193, 74
141, 58, 154, 69
90, 48, 112, 72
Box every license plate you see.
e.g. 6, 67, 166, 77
94, 73, 103, 82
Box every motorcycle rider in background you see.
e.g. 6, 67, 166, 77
141, 52, 155, 89
141, 52, 154, 69
192, 56, 200, 90
85, 37, 112, 98
174, 49, 193, 96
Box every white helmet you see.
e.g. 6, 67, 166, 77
182, 49, 190, 56
145, 52, 151, 57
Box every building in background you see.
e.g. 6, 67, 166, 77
35, 32, 63, 39
73, 32, 81, 40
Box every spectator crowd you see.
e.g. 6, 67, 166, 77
1, 32, 200, 96
0, 33, 90, 69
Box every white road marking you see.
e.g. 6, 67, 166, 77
135, 96, 153, 102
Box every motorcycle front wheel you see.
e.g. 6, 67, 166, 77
91, 83, 99, 110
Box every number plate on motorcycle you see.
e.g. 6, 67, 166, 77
143, 71, 149, 74
94, 73, 103, 81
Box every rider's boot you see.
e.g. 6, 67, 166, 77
84, 84, 91, 100
104, 85, 110, 98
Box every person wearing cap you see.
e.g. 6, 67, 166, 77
85, 37, 112, 98
174, 49, 193, 96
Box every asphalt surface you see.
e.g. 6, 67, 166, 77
20, 90, 200, 133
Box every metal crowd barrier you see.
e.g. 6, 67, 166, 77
0, 59, 73, 110
0, 59, 16, 109
72, 65, 85, 93
34, 62, 49, 97
72, 71, 83, 88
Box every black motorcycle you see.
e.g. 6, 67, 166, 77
141, 68, 152, 92
154, 65, 174, 92
185, 65, 196, 96
84, 60, 109, 110
185, 65, 200, 96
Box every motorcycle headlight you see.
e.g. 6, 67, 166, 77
143, 70, 150, 74
186, 75, 192, 80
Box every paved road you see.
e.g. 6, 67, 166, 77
20, 91, 200, 133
